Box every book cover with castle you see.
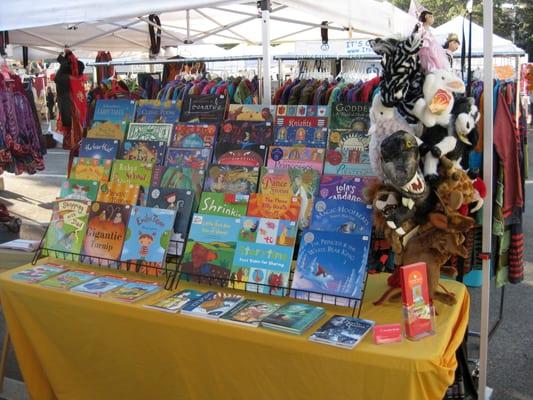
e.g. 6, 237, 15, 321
324, 130, 374, 176
267, 145, 324, 173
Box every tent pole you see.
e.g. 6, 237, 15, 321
479, 0, 494, 398
260, 0, 272, 105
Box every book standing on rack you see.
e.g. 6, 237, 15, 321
309, 315, 375, 349
110, 160, 154, 205
39, 270, 98, 290
106, 279, 161, 302
273, 126, 328, 148
71, 275, 127, 296
261, 302, 325, 335
135, 100, 181, 124
97, 182, 140, 206
165, 147, 212, 170
151, 166, 204, 208
324, 130, 374, 176
218, 121, 274, 145
212, 142, 267, 168
87, 121, 127, 142
93, 99, 136, 124
247, 193, 301, 221
266, 145, 325, 174
122, 140, 167, 166
219, 299, 280, 327
59, 179, 99, 202
204, 165, 259, 195
227, 105, 275, 122
179, 94, 227, 123
318, 175, 377, 203
198, 192, 249, 217
126, 123, 173, 144
70, 158, 112, 182
310, 199, 373, 236
143, 289, 204, 313
11, 264, 67, 283
172, 124, 217, 148
79, 138, 119, 159
329, 102, 369, 130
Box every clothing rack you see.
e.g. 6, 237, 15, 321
86, 55, 264, 67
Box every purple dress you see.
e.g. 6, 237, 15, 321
417, 24, 449, 73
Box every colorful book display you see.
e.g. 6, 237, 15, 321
218, 121, 274, 145
212, 143, 267, 167
79, 138, 119, 159
329, 102, 369, 130
324, 130, 373, 176
165, 147, 212, 170
59, 179, 99, 202
247, 193, 301, 222
151, 166, 204, 207
70, 158, 112, 182
198, 192, 249, 217
318, 175, 376, 203
126, 123, 173, 144
172, 124, 217, 148
310, 199, 373, 235
39, 270, 98, 290
135, 100, 181, 123
181, 291, 244, 319
122, 140, 166, 165
275, 105, 329, 119
179, 94, 227, 123
110, 160, 154, 204
204, 165, 259, 195
106, 280, 161, 302
93, 99, 136, 123
87, 121, 127, 142
144, 289, 204, 313
309, 315, 375, 349
261, 302, 325, 335
11, 264, 67, 283
71, 275, 127, 296
267, 145, 325, 173
219, 299, 280, 327
227, 105, 275, 122
97, 182, 140, 206
274, 126, 328, 148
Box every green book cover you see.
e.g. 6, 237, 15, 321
329, 102, 370, 130
126, 123, 173, 143
59, 178, 99, 202
70, 157, 113, 182
198, 192, 249, 217
110, 160, 154, 204
261, 302, 325, 333
39, 270, 98, 290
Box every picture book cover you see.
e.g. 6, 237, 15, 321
79, 138, 119, 159
261, 302, 325, 333
227, 105, 275, 122
267, 146, 325, 173
82, 202, 132, 262
135, 100, 181, 123
324, 130, 374, 176
70, 157, 113, 182
93, 99, 136, 123
165, 147, 212, 170
275, 104, 329, 118
143, 289, 204, 313
247, 193, 301, 222
43, 200, 90, 258
146, 188, 194, 256
87, 120, 127, 142
329, 102, 370, 130
11, 263, 67, 283
219, 299, 280, 327
318, 175, 377, 203
96, 182, 140, 205
310, 199, 373, 236
71, 275, 127, 296
400, 262, 434, 339
274, 126, 328, 148
39, 270, 98, 290
204, 165, 259, 195
291, 230, 370, 303
218, 121, 274, 145
106, 279, 161, 302
309, 315, 375, 349
180, 214, 241, 280
212, 142, 267, 168
120, 206, 176, 272
110, 160, 154, 203
151, 166, 204, 207
122, 140, 167, 166
179, 94, 227, 123
172, 123, 217, 148
198, 192, 249, 217
180, 291, 244, 319
259, 167, 320, 229
126, 123, 173, 144
59, 179, 99, 202
230, 217, 298, 295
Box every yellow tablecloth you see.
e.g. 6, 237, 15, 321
0, 259, 469, 400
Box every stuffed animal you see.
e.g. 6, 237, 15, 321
413, 69, 465, 127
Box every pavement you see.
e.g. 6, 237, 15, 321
0, 132, 532, 399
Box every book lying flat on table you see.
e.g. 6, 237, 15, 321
181, 291, 244, 320
11, 263, 67, 283
106, 280, 161, 303
70, 275, 127, 296
308, 315, 375, 349
0, 239, 41, 252
261, 302, 325, 335
219, 299, 280, 327
143, 289, 204, 313
38, 270, 98, 290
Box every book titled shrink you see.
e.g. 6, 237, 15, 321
219, 299, 280, 327
11, 264, 67, 283
261, 302, 325, 335
310, 199, 373, 236
181, 291, 244, 319
106, 280, 161, 303
71, 275, 127, 296
143, 289, 204, 313
39, 270, 98, 290
198, 192, 249, 217
309, 315, 375, 349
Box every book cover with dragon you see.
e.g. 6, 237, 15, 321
146, 187, 194, 257
218, 121, 274, 145
122, 140, 167, 166
179, 94, 227, 123
93, 99, 136, 124
329, 102, 370, 130
230, 216, 297, 296
198, 192, 249, 217
291, 230, 370, 303
59, 179, 99, 202
87, 121, 127, 142
310, 199, 373, 236
110, 160, 154, 204
126, 123, 173, 144
39, 270, 98, 290
165, 147, 212, 170
96, 182, 140, 205
172, 123, 217, 148
267, 145, 325, 173
203, 165, 259, 195
247, 193, 301, 222
212, 142, 267, 168
274, 126, 328, 148
70, 157, 113, 182
227, 105, 275, 122
79, 138, 119, 159
180, 214, 241, 281
135, 100, 181, 124
318, 175, 377, 203
324, 130, 374, 176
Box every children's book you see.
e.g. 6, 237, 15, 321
70, 157, 113, 182
82, 202, 132, 263
79, 138, 119, 159
247, 193, 301, 222
71, 275, 127, 296
179, 94, 227, 123
261, 302, 325, 334
180, 214, 241, 281
135, 100, 181, 123
126, 123, 173, 144
11, 263, 67, 283
165, 147, 212, 170
122, 140, 167, 165
309, 315, 375, 349
219, 299, 280, 327
267, 146, 325, 173
329, 102, 370, 130
230, 216, 298, 295
146, 188, 194, 257
198, 192, 249, 217
172, 123, 217, 148
291, 230, 370, 304
43, 200, 90, 260
120, 206, 176, 274
203, 165, 259, 195
106, 279, 161, 302
151, 166, 204, 208
318, 175, 377, 203
212, 142, 267, 168
93, 99, 136, 123
310, 199, 373, 235
218, 121, 274, 145
227, 105, 275, 122
258, 167, 320, 229
59, 179, 99, 202
324, 130, 374, 176
274, 126, 328, 148
110, 160, 154, 204
180, 291, 244, 319
39, 270, 98, 290
87, 121, 127, 142
96, 182, 140, 206
143, 289, 204, 313
275, 105, 329, 118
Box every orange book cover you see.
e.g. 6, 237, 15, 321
247, 193, 301, 222
97, 182, 140, 205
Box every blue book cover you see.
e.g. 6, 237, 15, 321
309, 315, 375, 349
93, 99, 136, 123
291, 230, 370, 303
135, 100, 181, 124
165, 147, 212, 170
122, 140, 167, 166
261, 302, 325, 333
71, 275, 127, 296
79, 138, 119, 159
120, 206, 176, 269
274, 126, 328, 148
181, 291, 244, 319
310, 199, 373, 236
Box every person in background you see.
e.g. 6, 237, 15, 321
443, 33, 461, 70
46, 87, 55, 120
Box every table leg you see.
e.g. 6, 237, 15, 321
0, 332, 10, 393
